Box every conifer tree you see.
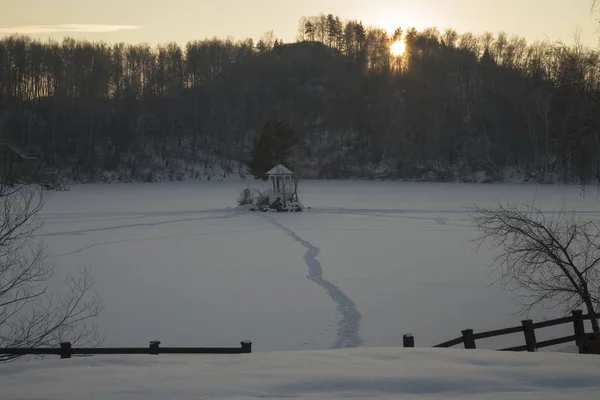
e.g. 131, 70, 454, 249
249, 120, 299, 180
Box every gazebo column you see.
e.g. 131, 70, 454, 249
281, 176, 286, 206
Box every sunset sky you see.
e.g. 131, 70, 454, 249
1, 0, 598, 47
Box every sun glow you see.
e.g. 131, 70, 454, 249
390, 40, 406, 56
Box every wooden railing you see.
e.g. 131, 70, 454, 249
403, 310, 600, 354
4, 310, 600, 360
0, 340, 252, 359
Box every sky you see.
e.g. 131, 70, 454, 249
1, 0, 599, 47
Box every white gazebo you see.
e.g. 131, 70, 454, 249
266, 164, 295, 205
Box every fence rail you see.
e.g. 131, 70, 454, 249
4, 311, 600, 360
0, 340, 252, 359
408, 310, 600, 354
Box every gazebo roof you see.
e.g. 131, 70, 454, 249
266, 164, 293, 176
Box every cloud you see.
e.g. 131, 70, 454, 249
0, 24, 143, 34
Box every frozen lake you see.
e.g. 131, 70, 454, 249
36, 180, 600, 351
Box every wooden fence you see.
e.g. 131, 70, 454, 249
402, 310, 600, 354
0, 340, 252, 359
4, 311, 600, 360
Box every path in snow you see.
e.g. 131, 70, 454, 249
38, 210, 241, 237
310, 206, 600, 220
43, 209, 253, 257
48, 227, 276, 258
265, 215, 364, 349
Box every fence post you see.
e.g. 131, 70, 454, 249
60, 342, 72, 359
462, 329, 476, 349
149, 340, 161, 355
403, 334, 415, 348
521, 320, 537, 352
572, 310, 585, 353
241, 340, 252, 353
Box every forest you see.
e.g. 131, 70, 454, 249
0, 13, 599, 183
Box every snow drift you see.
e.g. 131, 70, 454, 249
2, 348, 600, 399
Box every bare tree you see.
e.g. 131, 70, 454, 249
470, 202, 600, 332
592, 1, 600, 35
0, 183, 103, 361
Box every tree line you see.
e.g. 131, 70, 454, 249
0, 13, 599, 183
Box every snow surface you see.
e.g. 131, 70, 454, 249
35, 181, 600, 352
2, 348, 600, 399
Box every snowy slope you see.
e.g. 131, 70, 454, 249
2, 348, 600, 400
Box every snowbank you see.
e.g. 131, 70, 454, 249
2, 347, 600, 399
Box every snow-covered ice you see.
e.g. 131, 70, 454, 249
35, 181, 600, 351
2, 348, 600, 399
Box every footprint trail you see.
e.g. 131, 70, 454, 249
266, 216, 364, 349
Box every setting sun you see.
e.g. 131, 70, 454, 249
390, 40, 405, 56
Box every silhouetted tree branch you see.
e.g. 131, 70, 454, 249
0, 184, 103, 361
470, 202, 600, 332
